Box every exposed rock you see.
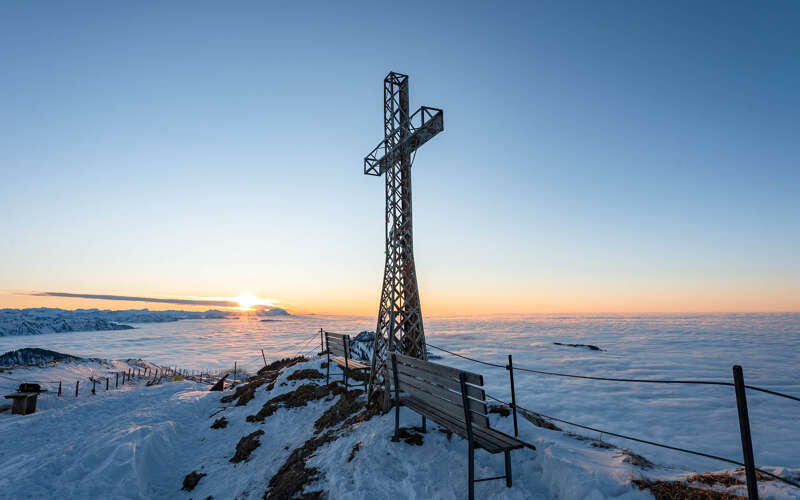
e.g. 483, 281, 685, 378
258, 356, 306, 376
314, 390, 365, 433
182, 471, 206, 491
618, 449, 654, 469
394, 427, 424, 446
220, 371, 277, 406
632, 479, 745, 500
264, 431, 336, 499
553, 342, 604, 351
688, 472, 743, 487
265, 403, 381, 500
247, 383, 345, 423
347, 442, 361, 462
287, 369, 325, 381
520, 409, 562, 431
230, 430, 265, 463
488, 404, 511, 417
210, 417, 228, 429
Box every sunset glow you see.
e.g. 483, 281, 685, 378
232, 293, 270, 311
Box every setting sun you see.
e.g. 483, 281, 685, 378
234, 293, 261, 310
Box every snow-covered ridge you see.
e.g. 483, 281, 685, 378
0, 347, 84, 367
0, 307, 291, 337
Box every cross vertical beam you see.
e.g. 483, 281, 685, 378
364, 72, 444, 401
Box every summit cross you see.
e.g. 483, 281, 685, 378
363, 71, 444, 398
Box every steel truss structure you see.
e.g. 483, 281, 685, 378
364, 72, 444, 399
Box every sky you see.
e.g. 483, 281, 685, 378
1, 1, 798, 315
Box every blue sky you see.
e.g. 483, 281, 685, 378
1, 1, 798, 314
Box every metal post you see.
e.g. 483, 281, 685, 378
733, 365, 759, 500
460, 373, 475, 500
58, 381, 62, 397
391, 354, 401, 442
507, 354, 519, 437
92, 379, 96, 395
75, 381, 79, 397
106, 377, 109, 391
116, 372, 119, 388
233, 362, 237, 386
261, 349, 268, 368
320, 328, 324, 354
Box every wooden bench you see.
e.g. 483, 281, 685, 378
4, 383, 43, 415
324, 331, 369, 390
389, 353, 531, 500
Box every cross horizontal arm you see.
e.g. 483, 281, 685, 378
364, 106, 444, 176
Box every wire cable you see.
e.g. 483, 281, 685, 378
483, 391, 800, 489
426, 343, 800, 402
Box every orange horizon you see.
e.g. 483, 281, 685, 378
2, 290, 797, 316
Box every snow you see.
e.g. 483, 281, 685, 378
0, 313, 798, 499
2, 355, 797, 499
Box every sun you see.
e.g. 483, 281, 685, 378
235, 293, 260, 310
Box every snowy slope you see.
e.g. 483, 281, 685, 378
2, 355, 797, 499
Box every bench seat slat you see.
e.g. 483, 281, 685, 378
404, 398, 523, 453
395, 353, 483, 386
395, 362, 485, 401
405, 398, 522, 451
330, 356, 369, 370
393, 378, 489, 427
393, 372, 487, 417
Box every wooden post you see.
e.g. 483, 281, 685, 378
261, 349, 268, 368
507, 354, 519, 437
233, 362, 237, 386
733, 365, 759, 500
58, 381, 62, 397
92, 379, 96, 395
320, 328, 324, 354
75, 381, 79, 397
115, 372, 119, 388
106, 377, 109, 391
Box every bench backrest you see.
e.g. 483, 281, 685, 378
324, 331, 350, 359
391, 352, 489, 428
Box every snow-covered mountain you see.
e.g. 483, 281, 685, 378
0, 307, 291, 337
0, 347, 83, 366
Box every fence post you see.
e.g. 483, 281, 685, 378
262, 349, 268, 368
106, 377, 109, 391
58, 380, 62, 397
233, 362, 237, 386
733, 365, 759, 500
115, 372, 119, 388
92, 379, 96, 395
75, 381, 79, 397
320, 328, 324, 354
507, 354, 519, 437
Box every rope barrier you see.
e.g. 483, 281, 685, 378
483, 392, 800, 489
426, 343, 800, 402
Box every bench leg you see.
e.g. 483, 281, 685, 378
468, 443, 475, 500
326, 360, 330, 385
505, 450, 512, 487
392, 401, 400, 442
343, 366, 348, 390
421, 415, 427, 433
